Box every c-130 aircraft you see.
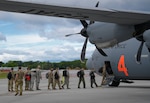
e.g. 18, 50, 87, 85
0, 0, 150, 86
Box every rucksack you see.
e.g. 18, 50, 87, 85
46, 72, 49, 79
63, 70, 67, 77
90, 72, 94, 77
7, 72, 12, 80
25, 74, 31, 81
77, 71, 80, 77
80, 70, 84, 77
77, 70, 84, 77
90, 72, 95, 79
54, 72, 59, 79
99, 67, 103, 73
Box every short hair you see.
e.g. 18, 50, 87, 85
18, 66, 21, 70
11, 68, 14, 70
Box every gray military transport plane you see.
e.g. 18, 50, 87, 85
0, 0, 150, 87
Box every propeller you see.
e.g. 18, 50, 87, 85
65, 20, 88, 63
95, 45, 107, 56
81, 37, 88, 62
66, 1, 107, 63
80, 20, 107, 63
80, 20, 89, 63
65, 20, 107, 62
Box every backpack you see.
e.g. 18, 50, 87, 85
99, 67, 103, 73
7, 72, 12, 80
90, 71, 95, 79
77, 71, 80, 77
54, 72, 59, 79
25, 74, 31, 81
80, 70, 84, 77
63, 70, 67, 77
46, 72, 49, 79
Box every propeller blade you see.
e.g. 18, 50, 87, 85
96, 1, 99, 7
81, 37, 88, 63
80, 20, 88, 28
95, 45, 107, 56
136, 41, 144, 63
65, 33, 80, 37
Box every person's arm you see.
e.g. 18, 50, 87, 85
40, 71, 42, 79
101, 66, 106, 85
15, 73, 18, 82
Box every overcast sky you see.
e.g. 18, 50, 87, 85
0, 0, 150, 63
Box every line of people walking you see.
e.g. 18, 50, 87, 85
46, 67, 70, 90
7, 66, 99, 96
47, 67, 99, 89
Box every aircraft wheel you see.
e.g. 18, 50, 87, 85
109, 77, 120, 87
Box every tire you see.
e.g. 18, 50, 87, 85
109, 77, 120, 87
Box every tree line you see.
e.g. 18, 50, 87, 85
0, 60, 87, 70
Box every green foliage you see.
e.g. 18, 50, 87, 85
0, 72, 7, 79
0, 60, 87, 70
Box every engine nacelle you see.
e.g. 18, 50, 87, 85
87, 22, 135, 48
143, 29, 150, 50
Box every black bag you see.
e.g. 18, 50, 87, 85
7, 72, 12, 80
98, 67, 103, 73
54, 72, 59, 79
77, 71, 80, 77
46, 72, 49, 79
90, 72, 95, 79
90, 72, 95, 77
80, 71, 84, 77
77, 70, 84, 78
63, 70, 67, 77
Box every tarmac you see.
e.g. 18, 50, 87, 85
0, 70, 150, 103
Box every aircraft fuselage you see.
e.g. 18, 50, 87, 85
87, 38, 150, 80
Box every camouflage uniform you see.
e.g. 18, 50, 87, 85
77, 68, 86, 88
35, 65, 42, 90
25, 68, 31, 90
101, 65, 106, 86
89, 69, 98, 88
30, 70, 36, 91
15, 67, 24, 96
53, 68, 61, 89
48, 69, 53, 90
8, 68, 15, 92
62, 67, 70, 89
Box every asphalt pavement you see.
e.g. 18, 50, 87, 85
0, 70, 150, 103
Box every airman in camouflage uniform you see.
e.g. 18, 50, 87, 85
53, 68, 61, 90
15, 67, 24, 96
25, 67, 31, 91
7, 67, 15, 92
48, 68, 53, 90
35, 65, 42, 90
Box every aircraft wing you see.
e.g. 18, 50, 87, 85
0, 0, 150, 25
